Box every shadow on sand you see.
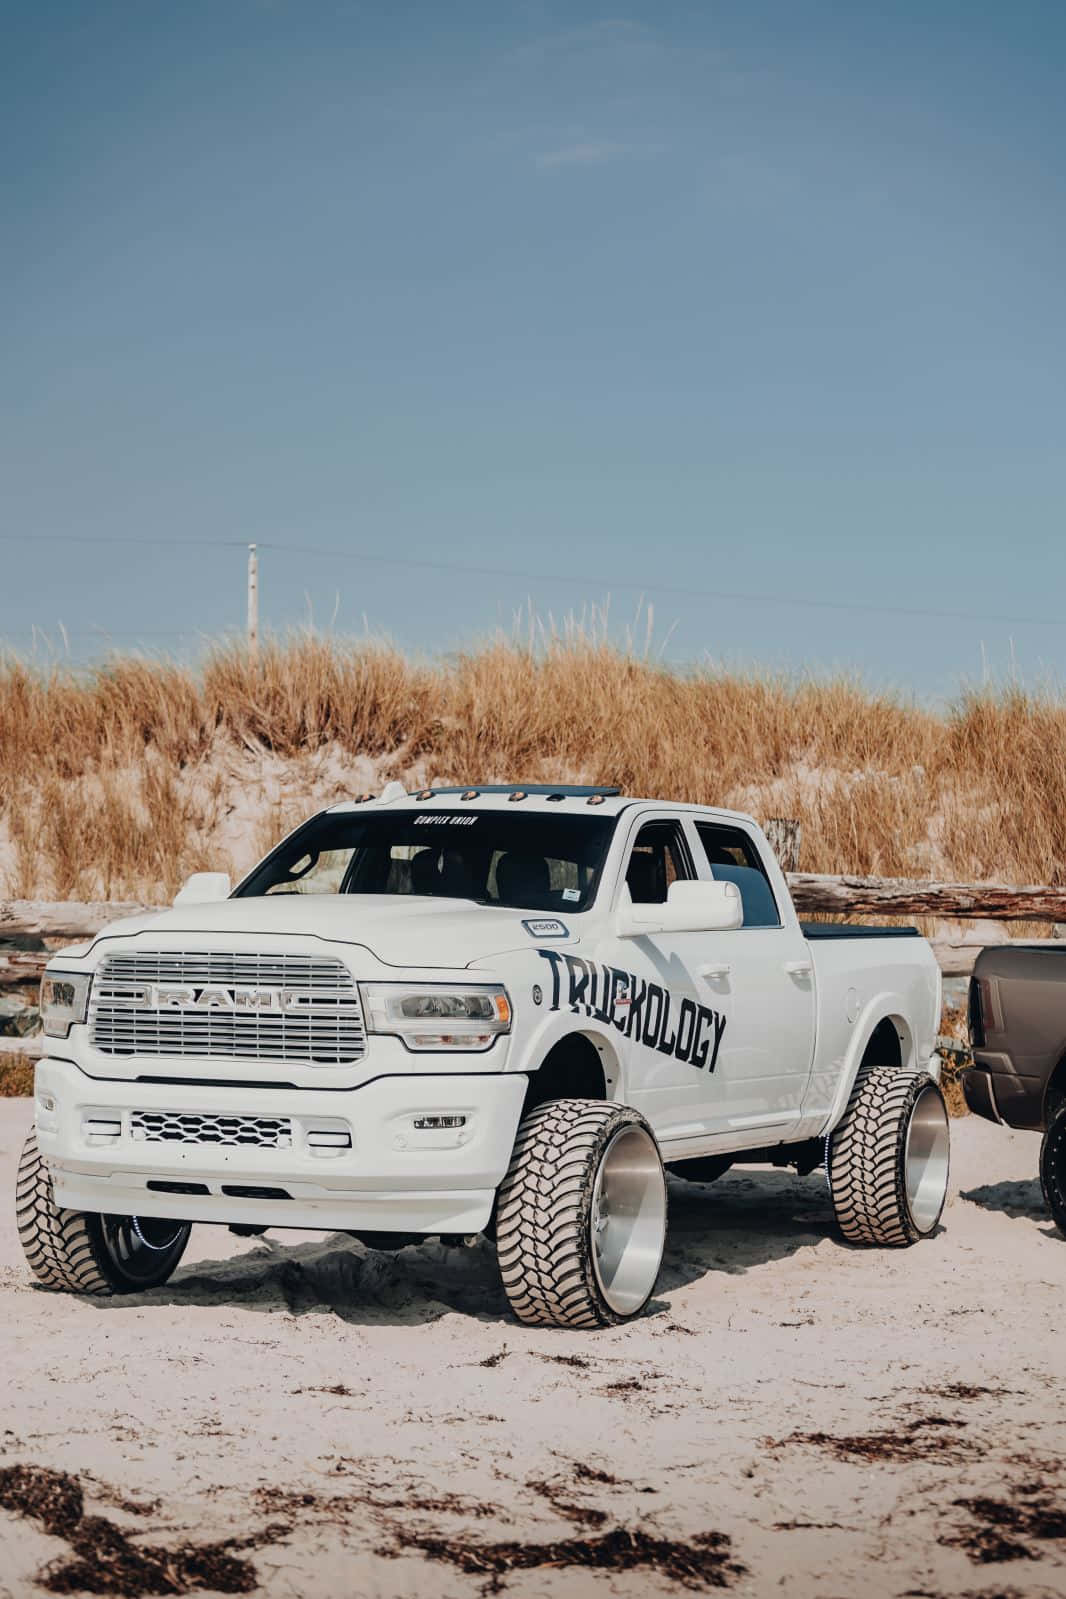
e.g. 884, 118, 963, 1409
72, 1166, 845, 1328
960, 1177, 1047, 1220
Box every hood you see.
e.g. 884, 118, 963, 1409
88, 894, 582, 970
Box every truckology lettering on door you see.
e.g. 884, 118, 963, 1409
536, 949, 727, 1071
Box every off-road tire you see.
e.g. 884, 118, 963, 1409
16, 1129, 191, 1294
495, 1099, 666, 1328
1039, 1104, 1066, 1235
827, 1065, 949, 1246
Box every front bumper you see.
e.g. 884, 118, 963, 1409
34, 1057, 527, 1236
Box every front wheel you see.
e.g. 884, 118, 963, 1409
1039, 1104, 1066, 1234
16, 1129, 191, 1295
827, 1066, 950, 1246
496, 1100, 667, 1328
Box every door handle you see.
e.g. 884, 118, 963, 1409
699, 962, 732, 980
784, 961, 812, 978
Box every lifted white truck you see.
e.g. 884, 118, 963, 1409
18, 785, 950, 1328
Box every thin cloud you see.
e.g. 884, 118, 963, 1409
506, 19, 652, 70
534, 140, 664, 171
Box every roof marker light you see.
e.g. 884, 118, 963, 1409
587, 794, 606, 805
509, 790, 527, 802
461, 789, 479, 801
416, 789, 434, 801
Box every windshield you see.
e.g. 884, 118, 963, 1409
236, 809, 617, 913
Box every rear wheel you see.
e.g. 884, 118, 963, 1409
16, 1130, 191, 1294
1039, 1104, 1066, 1234
827, 1065, 950, 1246
496, 1100, 667, 1328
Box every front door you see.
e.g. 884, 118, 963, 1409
600, 817, 734, 1143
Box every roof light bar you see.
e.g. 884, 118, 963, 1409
417, 784, 621, 798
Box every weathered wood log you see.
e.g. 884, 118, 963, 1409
0, 951, 50, 986
0, 1034, 45, 1060
0, 900, 155, 938
2, 870, 1066, 962
785, 873, 1066, 922
764, 818, 802, 873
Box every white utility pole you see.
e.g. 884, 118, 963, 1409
247, 543, 259, 661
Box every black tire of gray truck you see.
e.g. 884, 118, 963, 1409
495, 1099, 667, 1328
1039, 1104, 1066, 1235
827, 1065, 950, 1246
16, 1129, 191, 1294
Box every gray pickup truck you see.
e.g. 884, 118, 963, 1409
965, 945, 1066, 1231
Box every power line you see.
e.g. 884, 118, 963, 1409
258, 539, 1065, 632
0, 529, 1061, 632
0, 534, 247, 549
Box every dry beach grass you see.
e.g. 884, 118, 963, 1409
3, 633, 1066, 901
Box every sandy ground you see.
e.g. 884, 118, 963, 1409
1, 1102, 1064, 1599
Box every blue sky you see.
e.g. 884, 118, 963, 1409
2, 0, 1064, 695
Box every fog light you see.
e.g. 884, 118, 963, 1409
84, 1117, 122, 1143
37, 1093, 57, 1114
412, 1115, 467, 1130
305, 1125, 352, 1156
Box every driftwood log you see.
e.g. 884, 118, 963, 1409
785, 874, 1066, 922
763, 818, 803, 873
5, 875, 1066, 939
0, 1034, 46, 1060
0, 951, 50, 986
0, 900, 154, 939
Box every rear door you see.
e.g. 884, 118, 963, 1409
687, 820, 816, 1140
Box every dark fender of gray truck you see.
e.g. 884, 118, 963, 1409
965, 945, 1066, 1130
965, 943, 1066, 1233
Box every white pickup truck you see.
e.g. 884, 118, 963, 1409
18, 785, 950, 1328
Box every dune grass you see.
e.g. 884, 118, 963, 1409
2, 634, 1066, 902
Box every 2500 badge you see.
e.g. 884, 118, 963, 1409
537, 949, 727, 1072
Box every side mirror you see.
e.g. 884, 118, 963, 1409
173, 871, 232, 907
616, 878, 743, 937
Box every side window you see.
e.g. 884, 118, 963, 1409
625, 820, 694, 905
694, 823, 781, 928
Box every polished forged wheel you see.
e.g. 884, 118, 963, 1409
827, 1065, 950, 1246
496, 1100, 667, 1328
1039, 1104, 1066, 1235
16, 1129, 191, 1295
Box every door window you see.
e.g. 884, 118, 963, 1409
625, 821, 694, 904
694, 823, 781, 928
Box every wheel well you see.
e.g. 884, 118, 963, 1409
861, 1016, 903, 1070
523, 1034, 608, 1113
1045, 1053, 1066, 1122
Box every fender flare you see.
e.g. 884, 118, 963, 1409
506, 1010, 625, 1099
822, 991, 918, 1136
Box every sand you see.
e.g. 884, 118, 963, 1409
1, 1099, 1064, 1598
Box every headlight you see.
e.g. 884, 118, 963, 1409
359, 983, 511, 1052
41, 972, 92, 1038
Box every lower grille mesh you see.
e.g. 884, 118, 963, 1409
130, 1111, 293, 1148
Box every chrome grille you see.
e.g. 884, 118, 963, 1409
89, 951, 365, 1065
130, 1111, 293, 1148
